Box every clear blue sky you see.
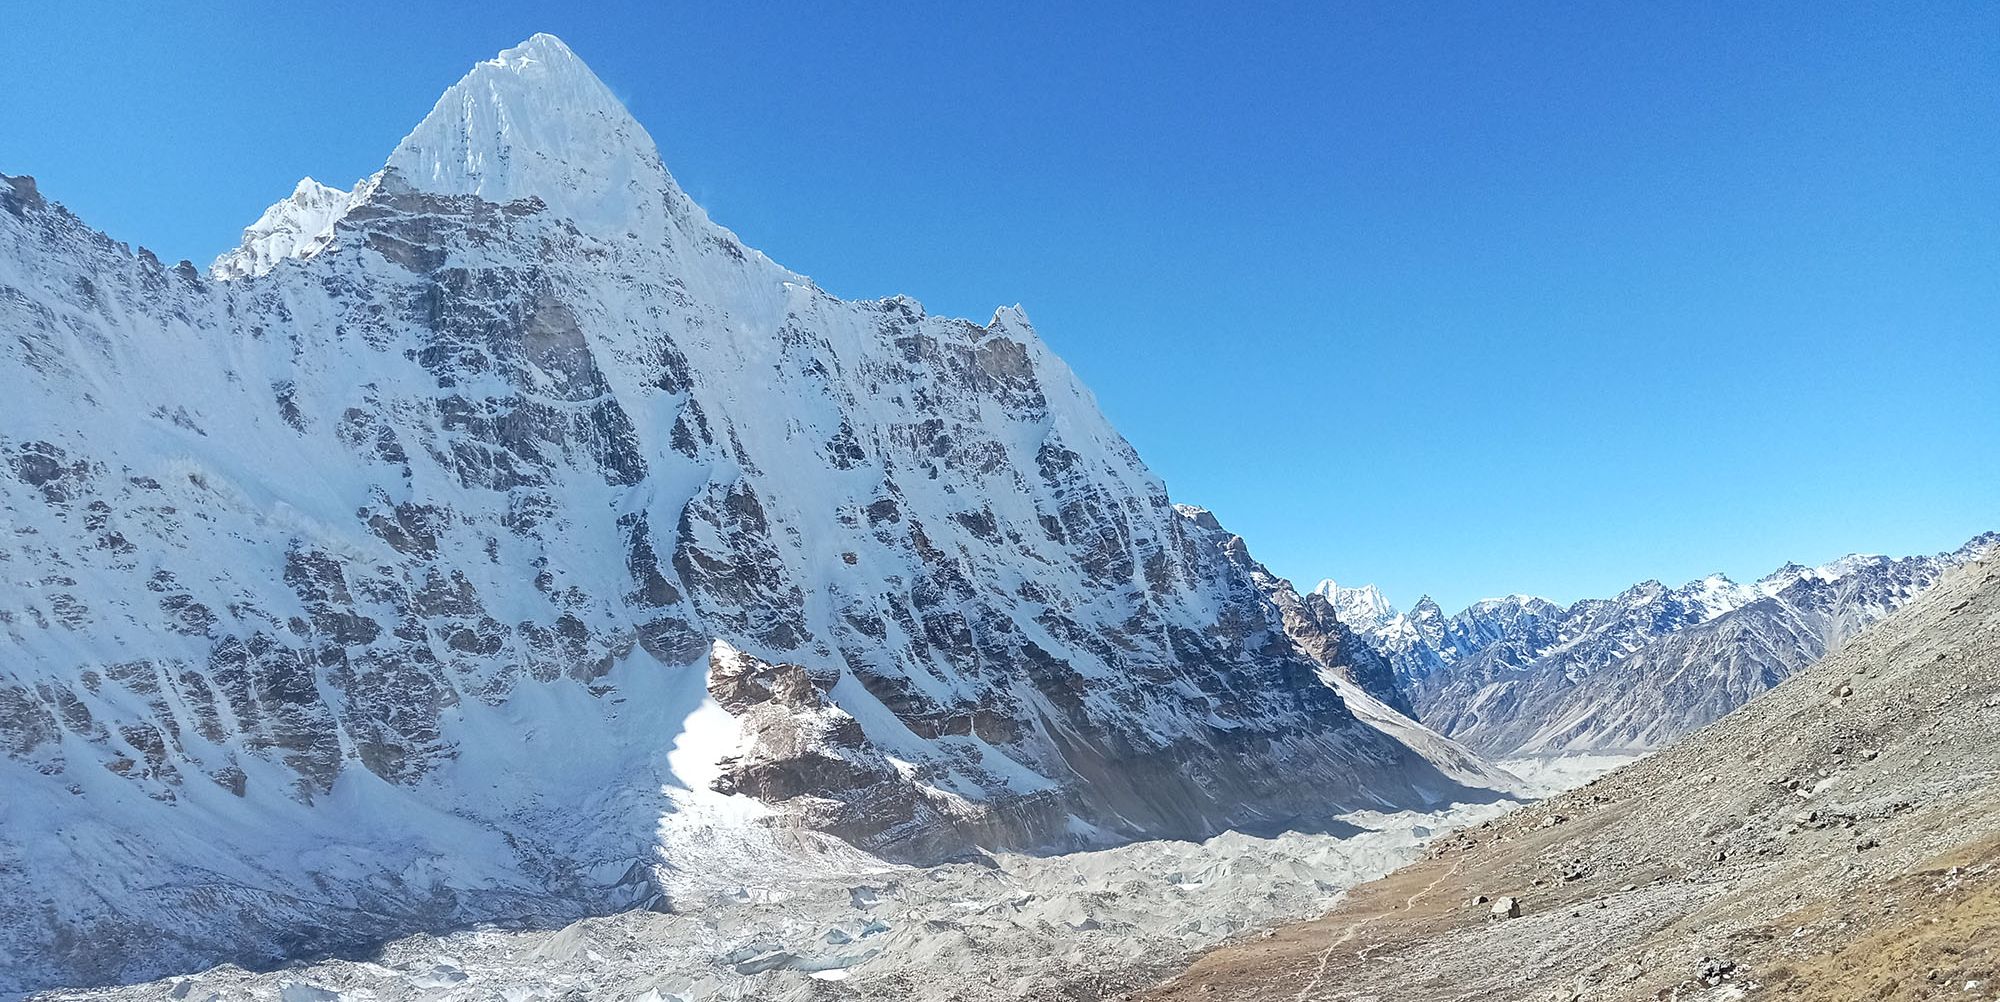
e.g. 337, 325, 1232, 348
5, 4, 1995, 611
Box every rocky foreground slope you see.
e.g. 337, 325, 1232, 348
1321, 535, 1993, 757
1147, 553, 2000, 1001
0, 35, 1504, 995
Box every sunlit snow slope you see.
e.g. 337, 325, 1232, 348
0, 35, 1503, 994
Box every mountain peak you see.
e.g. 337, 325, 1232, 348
509, 31, 584, 64
385, 32, 673, 228
210, 176, 360, 279
1312, 579, 1399, 630
1464, 593, 1552, 614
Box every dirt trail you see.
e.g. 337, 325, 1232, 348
1285, 868, 1455, 1002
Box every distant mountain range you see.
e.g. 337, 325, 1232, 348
1313, 532, 1997, 755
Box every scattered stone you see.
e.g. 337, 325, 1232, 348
1699, 956, 1738, 985
1491, 896, 1521, 919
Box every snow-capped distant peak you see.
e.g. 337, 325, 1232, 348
214, 33, 649, 281
1312, 579, 1398, 628
1674, 572, 1757, 616
1753, 552, 1894, 597
1464, 593, 1553, 614
991, 303, 1033, 328
385, 32, 671, 231
210, 176, 360, 279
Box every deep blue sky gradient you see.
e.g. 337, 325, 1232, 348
4, 4, 1994, 610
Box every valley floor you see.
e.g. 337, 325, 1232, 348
35, 799, 1542, 1002
1494, 754, 1644, 799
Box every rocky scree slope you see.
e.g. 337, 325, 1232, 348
0, 36, 1501, 995
1146, 553, 2000, 1002
1321, 535, 1995, 756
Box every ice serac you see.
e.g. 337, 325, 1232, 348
0, 37, 1504, 994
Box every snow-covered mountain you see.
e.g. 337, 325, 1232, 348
208, 177, 361, 281
1319, 535, 1997, 756
0, 35, 1504, 994
1311, 579, 1395, 631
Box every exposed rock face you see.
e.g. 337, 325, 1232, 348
1274, 586, 1414, 719
1177, 507, 1520, 797
1187, 512, 1403, 712
1321, 536, 1996, 756
0, 36, 1495, 994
